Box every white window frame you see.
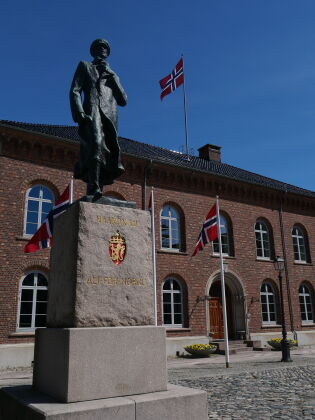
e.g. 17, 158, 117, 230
292, 226, 307, 263
17, 271, 48, 332
162, 278, 183, 328
213, 214, 230, 256
160, 205, 181, 252
299, 284, 314, 324
260, 283, 277, 325
255, 220, 271, 260
23, 185, 54, 237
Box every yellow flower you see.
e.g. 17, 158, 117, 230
267, 338, 297, 346
184, 344, 216, 351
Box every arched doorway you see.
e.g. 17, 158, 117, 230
207, 272, 247, 340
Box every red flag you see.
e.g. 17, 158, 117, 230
159, 58, 184, 100
192, 204, 218, 256
24, 223, 52, 253
24, 185, 70, 254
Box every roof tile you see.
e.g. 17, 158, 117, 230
1, 119, 314, 198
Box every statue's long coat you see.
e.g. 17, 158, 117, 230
70, 60, 127, 185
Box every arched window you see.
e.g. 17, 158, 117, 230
299, 284, 314, 324
213, 214, 231, 256
160, 205, 181, 251
162, 278, 183, 327
292, 225, 307, 263
24, 185, 54, 236
17, 272, 48, 330
260, 283, 276, 325
255, 220, 271, 259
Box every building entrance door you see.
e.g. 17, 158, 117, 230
209, 297, 224, 339
209, 281, 234, 339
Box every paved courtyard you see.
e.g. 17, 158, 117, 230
1, 347, 314, 419
168, 347, 315, 419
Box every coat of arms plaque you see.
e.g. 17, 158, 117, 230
109, 230, 126, 265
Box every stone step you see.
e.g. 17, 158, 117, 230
216, 346, 253, 355
214, 342, 250, 351
245, 340, 262, 348
0, 384, 208, 420
211, 340, 259, 355
212, 340, 264, 353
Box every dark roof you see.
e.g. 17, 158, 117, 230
1, 119, 314, 198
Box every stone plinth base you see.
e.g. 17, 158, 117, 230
0, 384, 207, 420
33, 326, 167, 403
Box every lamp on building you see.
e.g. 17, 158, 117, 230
273, 256, 292, 362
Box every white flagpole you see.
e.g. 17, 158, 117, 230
181, 54, 190, 161
70, 177, 74, 204
216, 196, 230, 368
150, 188, 158, 326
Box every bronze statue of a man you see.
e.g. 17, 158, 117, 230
70, 39, 127, 199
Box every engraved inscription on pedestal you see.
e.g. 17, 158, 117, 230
47, 201, 154, 327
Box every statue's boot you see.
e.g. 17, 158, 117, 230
86, 160, 102, 200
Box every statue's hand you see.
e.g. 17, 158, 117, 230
104, 64, 115, 78
78, 112, 92, 123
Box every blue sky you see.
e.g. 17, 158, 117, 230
1, 0, 315, 191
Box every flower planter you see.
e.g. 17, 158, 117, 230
184, 344, 217, 357
267, 339, 297, 350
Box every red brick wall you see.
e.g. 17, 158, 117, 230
150, 183, 315, 338
0, 127, 314, 345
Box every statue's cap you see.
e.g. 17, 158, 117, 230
90, 39, 110, 56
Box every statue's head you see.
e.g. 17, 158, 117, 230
90, 39, 111, 58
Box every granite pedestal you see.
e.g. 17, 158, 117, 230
0, 384, 208, 420
33, 326, 167, 402
47, 201, 154, 328
0, 200, 208, 419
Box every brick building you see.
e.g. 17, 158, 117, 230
0, 119, 314, 368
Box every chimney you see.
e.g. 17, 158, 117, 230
198, 144, 221, 162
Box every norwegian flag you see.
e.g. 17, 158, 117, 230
192, 203, 218, 256
24, 185, 71, 253
159, 58, 184, 100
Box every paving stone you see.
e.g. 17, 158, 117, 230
169, 357, 315, 419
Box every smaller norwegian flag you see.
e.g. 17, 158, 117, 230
192, 203, 218, 256
159, 58, 184, 100
24, 185, 71, 254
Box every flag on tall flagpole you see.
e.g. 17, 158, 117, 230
148, 188, 158, 326
159, 56, 190, 158
159, 58, 184, 100
24, 184, 72, 254
192, 203, 218, 256
192, 198, 230, 368
216, 196, 230, 368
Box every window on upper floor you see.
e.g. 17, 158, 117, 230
17, 272, 48, 331
260, 282, 277, 325
292, 225, 309, 263
162, 278, 183, 327
24, 185, 54, 236
255, 219, 271, 260
213, 214, 233, 256
299, 283, 314, 324
160, 205, 181, 251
